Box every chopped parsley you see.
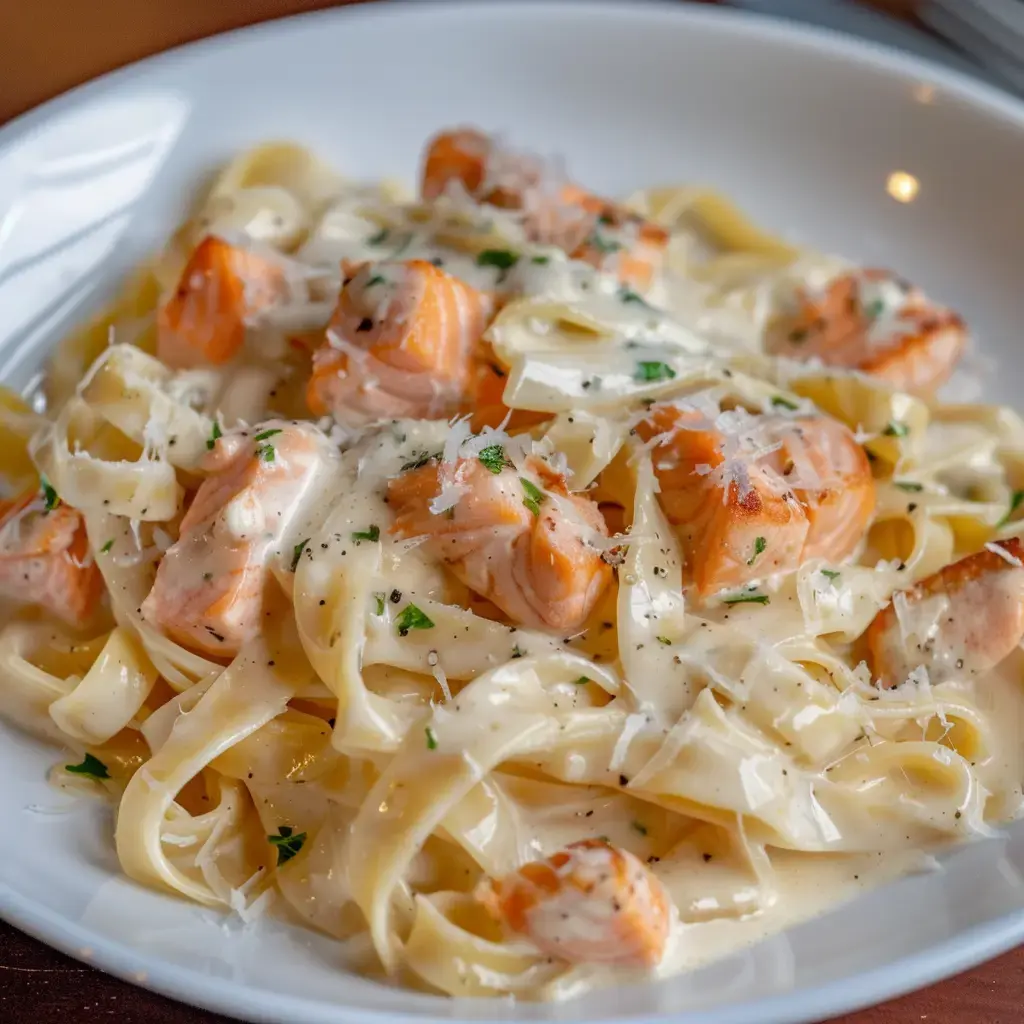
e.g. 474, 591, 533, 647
396, 603, 435, 636
65, 753, 109, 781
722, 591, 770, 606
883, 420, 909, 438
573, 676, 591, 685
100, 539, 114, 554
587, 232, 623, 254
351, 525, 380, 542
894, 481, 924, 493
619, 287, 651, 308
996, 489, 1024, 529
476, 249, 519, 271
634, 361, 676, 383
365, 274, 385, 287
290, 538, 310, 572
367, 227, 390, 246
478, 444, 510, 475
207, 421, 222, 450
864, 298, 885, 319
747, 536, 767, 566
771, 395, 799, 412
520, 477, 545, 517
373, 592, 386, 616
820, 569, 841, 582
530, 255, 550, 265
425, 726, 439, 750
632, 821, 648, 836
40, 475, 59, 511
253, 428, 282, 442
256, 442, 276, 462
511, 644, 525, 659
268, 825, 306, 866
656, 636, 672, 646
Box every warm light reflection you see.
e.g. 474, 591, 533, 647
887, 171, 920, 204
913, 83, 937, 105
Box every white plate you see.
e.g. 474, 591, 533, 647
2, 3, 1024, 1022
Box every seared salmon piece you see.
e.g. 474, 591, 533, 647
476, 839, 671, 967
307, 259, 493, 426
0, 488, 102, 628
421, 129, 667, 287
766, 269, 967, 395
387, 454, 611, 632
142, 421, 335, 656
637, 404, 874, 595
158, 236, 289, 369
866, 538, 1024, 688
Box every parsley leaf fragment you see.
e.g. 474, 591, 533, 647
396, 603, 435, 636
635, 361, 676, 383
520, 477, 545, 516
40, 475, 59, 511
476, 249, 519, 271
351, 525, 380, 542
425, 726, 439, 750
478, 445, 510, 475
997, 489, 1024, 529
883, 420, 909, 438
722, 591, 770, 606
268, 825, 307, 865
291, 538, 310, 572
207, 421, 222, 451
747, 536, 767, 566
66, 753, 109, 781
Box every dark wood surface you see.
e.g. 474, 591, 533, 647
1, 1, 1021, 1021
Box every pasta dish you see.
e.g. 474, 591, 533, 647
1, 127, 1022, 1000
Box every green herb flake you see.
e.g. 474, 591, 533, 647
511, 644, 525, 659
588, 232, 623, 254
478, 445, 510, 475
894, 481, 924, 493
207, 421, 223, 451
253, 428, 283, 442
632, 821, 649, 836
396, 603, 435, 636
747, 536, 767, 566
256, 443, 276, 462
530, 255, 550, 265
722, 591, 770, 606
997, 489, 1024, 529
865, 298, 885, 319
367, 227, 390, 246
883, 420, 910, 438
771, 395, 799, 412
634, 361, 676, 383
476, 249, 519, 271
268, 825, 307, 866
821, 569, 841, 582
373, 592, 386, 616
619, 288, 651, 308
65, 753, 109, 781
351, 525, 380, 542
573, 676, 591, 685
291, 538, 310, 572
656, 636, 672, 646
40, 475, 59, 511
365, 274, 385, 287
100, 539, 114, 554
520, 477, 545, 517
425, 726, 439, 750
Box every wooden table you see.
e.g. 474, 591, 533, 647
0, 1, 1020, 1022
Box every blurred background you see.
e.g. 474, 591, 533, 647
4, 0, 1024, 126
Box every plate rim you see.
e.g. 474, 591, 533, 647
3, 2, 1024, 1022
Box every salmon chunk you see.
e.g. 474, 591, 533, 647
387, 453, 611, 632
421, 128, 667, 288
637, 404, 874, 595
765, 269, 967, 395
866, 538, 1024, 688
307, 259, 493, 426
158, 236, 289, 369
142, 421, 335, 656
0, 487, 102, 628
476, 839, 671, 967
